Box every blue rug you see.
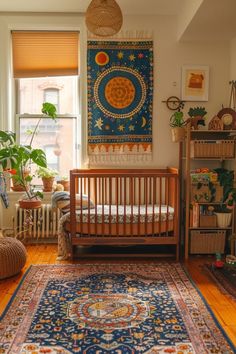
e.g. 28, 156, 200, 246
0, 263, 235, 353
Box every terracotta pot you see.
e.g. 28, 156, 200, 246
57, 180, 70, 191
19, 199, 42, 209
42, 177, 55, 192
11, 170, 30, 192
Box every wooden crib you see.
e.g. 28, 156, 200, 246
64, 168, 180, 259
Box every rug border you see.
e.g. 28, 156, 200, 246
182, 264, 236, 352
0, 265, 33, 320
0, 263, 235, 352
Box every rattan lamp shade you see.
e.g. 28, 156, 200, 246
85, 0, 123, 37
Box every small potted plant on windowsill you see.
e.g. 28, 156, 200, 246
57, 175, 70, 191
37, 166, 58, 192
0, 102, 57, 209
169, 111, 186, 142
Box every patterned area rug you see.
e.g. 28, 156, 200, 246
0, 263, 235, 354
204, 263, 236, 299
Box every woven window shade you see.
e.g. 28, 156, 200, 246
12, 31, 79, 78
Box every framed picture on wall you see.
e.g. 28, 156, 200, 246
181, 65, 209, 101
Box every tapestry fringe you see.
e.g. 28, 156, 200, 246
87, 30, 153, 40
88, 153, 152, 166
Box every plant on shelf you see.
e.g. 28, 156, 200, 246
187, 106, 207, 130
214, 168, 236, 209
169, 111, 186, 142
0, 102, 57, 209
213, 168, 236, 227
36, 166, 58, 192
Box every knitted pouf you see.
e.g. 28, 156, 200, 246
0, 237, 27, 280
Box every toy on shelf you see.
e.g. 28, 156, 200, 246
187, 106, 207, 130
225, 255, 236, 266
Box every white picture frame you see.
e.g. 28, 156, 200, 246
181, 65, 209, 101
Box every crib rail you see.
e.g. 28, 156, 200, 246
69, 168, 179, 259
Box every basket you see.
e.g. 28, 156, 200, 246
190, 140, 235, 158
199, 215, 217, 227
190, 230, 226, 254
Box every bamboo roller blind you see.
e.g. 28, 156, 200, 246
12, 31, 79, 78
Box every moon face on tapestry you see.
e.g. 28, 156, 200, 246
87, 41, 153, 164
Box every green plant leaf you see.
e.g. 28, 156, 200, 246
30, 149, 47, 167
41, 102, 57, 119
35, 191, 43, 200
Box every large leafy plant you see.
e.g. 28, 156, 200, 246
214, 168, 236, 212
0, 102, 57, 200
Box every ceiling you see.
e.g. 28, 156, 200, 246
0, 0, 185, 15
0, 0, 235, 41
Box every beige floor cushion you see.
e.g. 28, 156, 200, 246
0, 237, 27, 280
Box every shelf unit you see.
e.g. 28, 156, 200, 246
184, 124, 236, 259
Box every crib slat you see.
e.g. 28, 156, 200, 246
116, 177, 119, 236
120, 177, 122, 205
138, 177, 141, 236
105, 177, 107, 205
130, 176, 133, 237
70, 170, 76, 248
102, 177, 105, 237
109, 177, 112, 236
159, 177, 162, 237
87, 178, 90, 237
145, 177, 148, 237
152, 177, 155, 237
80, 177, 83, 236
94, 177, 98, 237
124, 177, 127, 236
166, 177, 169, 237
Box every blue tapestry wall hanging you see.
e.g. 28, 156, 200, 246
87, 40, 153, 165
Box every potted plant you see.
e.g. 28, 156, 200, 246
0, 102, 57, 209
37, 166, 58, 192
169, 111, 186, 142
57, 175, 70, 191
187, 106, 207, 130
213, 168, 236, 227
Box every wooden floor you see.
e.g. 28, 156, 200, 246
0, 244, 236, 347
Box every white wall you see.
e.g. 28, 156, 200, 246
0, 12, 230, 169
230, 37, 236, 80
177, 0, 203, 40
122, 15, 230, 167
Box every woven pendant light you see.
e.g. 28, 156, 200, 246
85, 0, 123, 37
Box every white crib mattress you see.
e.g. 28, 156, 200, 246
73, 204, 174, 224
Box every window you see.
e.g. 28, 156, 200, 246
12, 31, 80, 180
19, 115, 78, 184
44, 89, 59, 113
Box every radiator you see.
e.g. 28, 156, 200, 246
15, 204, 61, 242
